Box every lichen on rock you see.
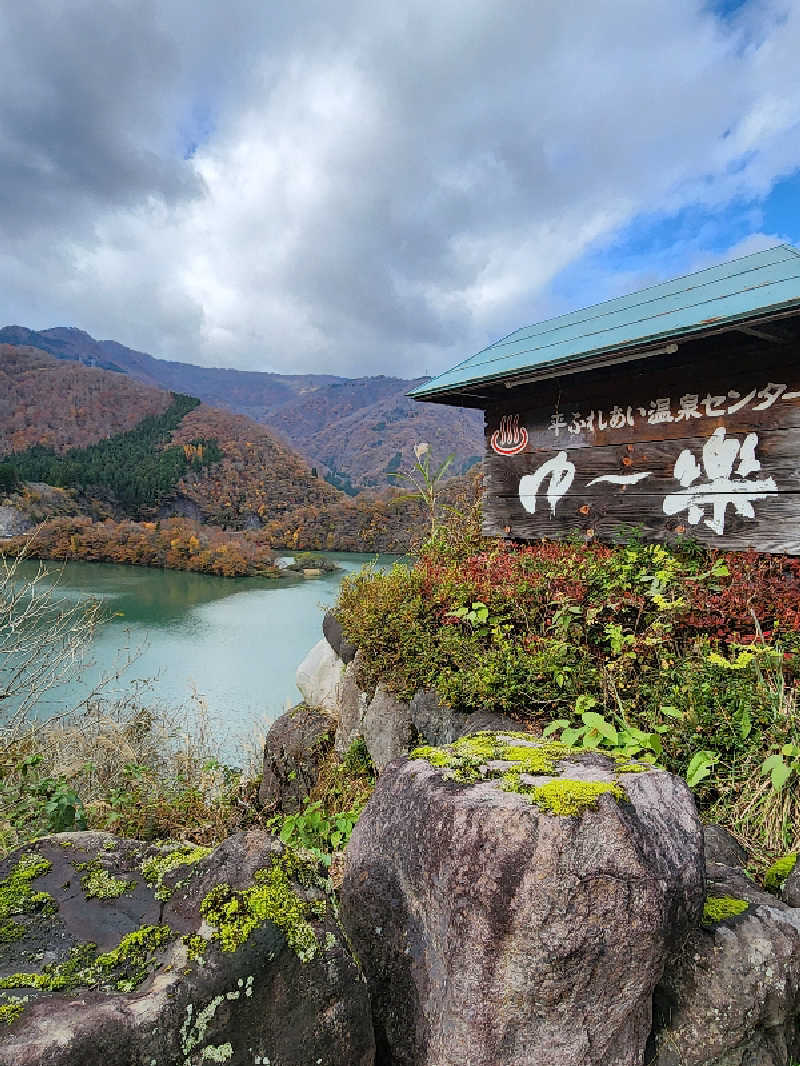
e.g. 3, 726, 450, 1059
199, 851, 322, 962
141, 843, 213, 901
0, 853, 55, 944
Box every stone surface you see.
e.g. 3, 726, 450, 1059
456, 708, 521, 736
334, 658, 371, 754
295, 638, 344, 715
323, 610, 357, 664
0, 830, 374, 1066
362, 685, 415, 772
409, 689, 467, 746
340, 741, 704, 1066
702, 824, 748, 871
784, 862, 800, 908
258, 704, 336, 813
649, 864, 800, 1065
0, 506, 32, 538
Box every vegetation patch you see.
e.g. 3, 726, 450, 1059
524, 779, 626, 816
0, 996, 27, 1025
141, 843, 213, 902
199, 852, 323, 962
336, 510, 800, 864
0, 853, 55, 942
79, 863, 135, 901
702, 896, 749, 926
0, 924, 172, 994
764, 852, 798, 892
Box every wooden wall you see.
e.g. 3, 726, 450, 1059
482, 337, 800, 553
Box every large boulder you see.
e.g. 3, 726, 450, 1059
784, 861, 800, 908
0, 830, 374, 1066
649, 863, 800, 1065
258, 704, 336, 813
340, 733, 704, 1066
702, 824, 748, 871
296, 638, 343, 714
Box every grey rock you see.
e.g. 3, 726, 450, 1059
258, 704, 335, 813
295, 638, 343, 714
409, 689, 467, 746
457, 708, 521, 736
362, 685, 415, 772
650, 864, 800, 1065
0, 506, 32, 537
703, 824, 748, 871
784, 862, 800, 908
323, 610, 357, 664
334, 658, 370, 754
0, 830, 374, 1066
341, 747, 704, 1066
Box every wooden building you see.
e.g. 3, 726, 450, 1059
410, 244, 800, 553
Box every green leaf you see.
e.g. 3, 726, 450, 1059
686, 750, 718, 789
581, 711, 618, 745
574, 694, 598, 715
738, 706, 752, 740
771, 761, 792, 791
542, 719, 570, 738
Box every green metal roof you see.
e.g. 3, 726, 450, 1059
410, 243, 800, 401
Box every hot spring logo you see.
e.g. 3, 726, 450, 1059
491, 414, 528, 456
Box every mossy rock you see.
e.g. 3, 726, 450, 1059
0, 831, 374, 1066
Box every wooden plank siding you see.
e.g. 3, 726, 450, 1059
481, 343, 800, 553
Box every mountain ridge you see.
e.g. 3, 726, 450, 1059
0, 325, 484, 489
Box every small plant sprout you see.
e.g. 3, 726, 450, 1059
389, 442, 455, 537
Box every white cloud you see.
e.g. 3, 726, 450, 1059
0, 0, 798, 376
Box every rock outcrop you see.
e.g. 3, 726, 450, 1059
0, 830, 374, 1066
259, 704, 336, 812
323, 610, 357, 664
296, 638, 343, 715
340, 733, 704, 1066
650, 860, 800, 1065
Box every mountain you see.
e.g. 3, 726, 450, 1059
0, 346, 343, 526
0, 326, 485, 489
0, 345, 476, 554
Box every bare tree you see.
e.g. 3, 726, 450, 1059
0, 545, 108, 746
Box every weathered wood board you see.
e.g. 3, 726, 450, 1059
482, 345, 800, 553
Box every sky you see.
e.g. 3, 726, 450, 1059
0, 0, 799, 378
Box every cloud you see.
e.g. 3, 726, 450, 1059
0, 0, 799, 376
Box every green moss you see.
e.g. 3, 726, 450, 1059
0, 997, 27, 1025
526, 779, 626, 816
200, 853, 321, 962
0, 925, 172, 994
141, 844, 213, 901
764, 852, 798, 892
410, 731, 580, 783
81, 865, 135, 901
702, 895, 749, 926
0, 853, 56, 938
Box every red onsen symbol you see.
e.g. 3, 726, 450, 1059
490, 414, 528, 456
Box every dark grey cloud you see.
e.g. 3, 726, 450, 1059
0, 0, 798, 376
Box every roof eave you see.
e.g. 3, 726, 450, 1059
409, 297, 800, 404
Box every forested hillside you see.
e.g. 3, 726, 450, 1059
0, 326, 485, 490
0, 343, 469, 556
0, 345, 171, 453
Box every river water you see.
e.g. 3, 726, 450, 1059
8, 553, 399, 759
